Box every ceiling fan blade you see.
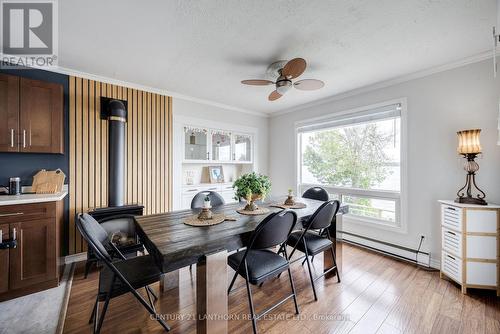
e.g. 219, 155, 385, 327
294, 79, 324, 91
268, 90, 282, 101
282, 58, 306, 79
241, 79, 274, 86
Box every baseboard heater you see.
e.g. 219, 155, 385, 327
340, 231, 436, 268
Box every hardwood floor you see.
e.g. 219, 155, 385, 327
63, 244, 500, 334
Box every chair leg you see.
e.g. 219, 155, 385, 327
228, 271, 238, 294
146, 285, 158, 301
244, 261, 258, 334
145, 287, 157, 313
283, 247, 299, 315
258, 282, 263, 288
129, 287, 171, 332
93, 300, 99, 334
311, 255, 315, 263
301, 257, 307, 266
303, 241, 318, 301
95, 293, 111, 334
88, 296, 98, 324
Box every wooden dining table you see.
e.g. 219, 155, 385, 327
135, 197, 348, 334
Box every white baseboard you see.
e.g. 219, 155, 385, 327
62, 238, 442, 270
64, 252, 87, 265
341, 232, 439, 269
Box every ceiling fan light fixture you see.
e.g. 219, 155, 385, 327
276, 79, 292, 95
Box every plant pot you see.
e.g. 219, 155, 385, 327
244, 194, 262, 211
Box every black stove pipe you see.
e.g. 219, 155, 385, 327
101, 98, 127, 207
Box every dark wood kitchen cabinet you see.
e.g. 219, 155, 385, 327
0, 201, 62, 301
0, 73, 63, 154
0, 74, 19, 152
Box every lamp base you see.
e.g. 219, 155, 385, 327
455, 153, 487, 206
455, 196, 487, 206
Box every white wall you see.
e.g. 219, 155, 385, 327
172, 98, 269, 208
269, 59, 500, 263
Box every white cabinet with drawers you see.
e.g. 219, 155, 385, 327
181, 183, 237, 209
439, 200, 500, 296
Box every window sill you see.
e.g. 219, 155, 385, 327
343, 214, 407, 234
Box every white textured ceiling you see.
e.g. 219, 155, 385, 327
59, 0, 495, 114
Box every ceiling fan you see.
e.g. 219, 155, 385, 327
241, 58, 324, 101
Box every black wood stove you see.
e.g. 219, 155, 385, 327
83, 98, 144, 277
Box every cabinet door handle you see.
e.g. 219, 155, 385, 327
207, 152, 210, 160
0, 212, 24, 217
29, 129, 32, 146
447, 231, 456, 236
22, 130, 26, 148
12, 228, 16, 241
10, 129, 14, 148
447, 255, 456, 261
233, 153, 236, 160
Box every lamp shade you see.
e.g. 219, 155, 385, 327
457, 129, 482, 154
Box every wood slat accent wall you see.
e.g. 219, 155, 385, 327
68, 76, 173, 254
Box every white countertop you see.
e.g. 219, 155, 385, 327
0, 191, 68, 206
438, 200, 500, 209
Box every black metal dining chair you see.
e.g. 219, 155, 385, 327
77, 213, 170, 333
227, 210, 299, 334
190, 191, 225, 209
285, 200, 341, 301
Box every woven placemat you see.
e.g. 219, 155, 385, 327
184, 213, 227, 226
270, 202, 307, 210
236, 207, 270, 216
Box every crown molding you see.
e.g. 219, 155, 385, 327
53, 66, 270, 118
0, 56, 269, 118
269, 50, 494, 117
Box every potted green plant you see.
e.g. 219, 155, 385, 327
233, 172, 271, 211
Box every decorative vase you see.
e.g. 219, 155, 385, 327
244, 194, 262, 211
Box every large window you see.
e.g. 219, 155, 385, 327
297, 102, 405, 228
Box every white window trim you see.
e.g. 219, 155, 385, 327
294, 98, 408, 234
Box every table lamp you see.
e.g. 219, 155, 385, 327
455, 129, 487, 205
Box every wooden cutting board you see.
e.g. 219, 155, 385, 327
32, 169, 66, 194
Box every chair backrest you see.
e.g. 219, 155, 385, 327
302, 187, 329, 201
191, 191, 225, 209
77, 213, 112, 261
249, 210, 297, 250
306, 200, 340, 230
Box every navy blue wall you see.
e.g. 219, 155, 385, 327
0, 67, 70, 254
